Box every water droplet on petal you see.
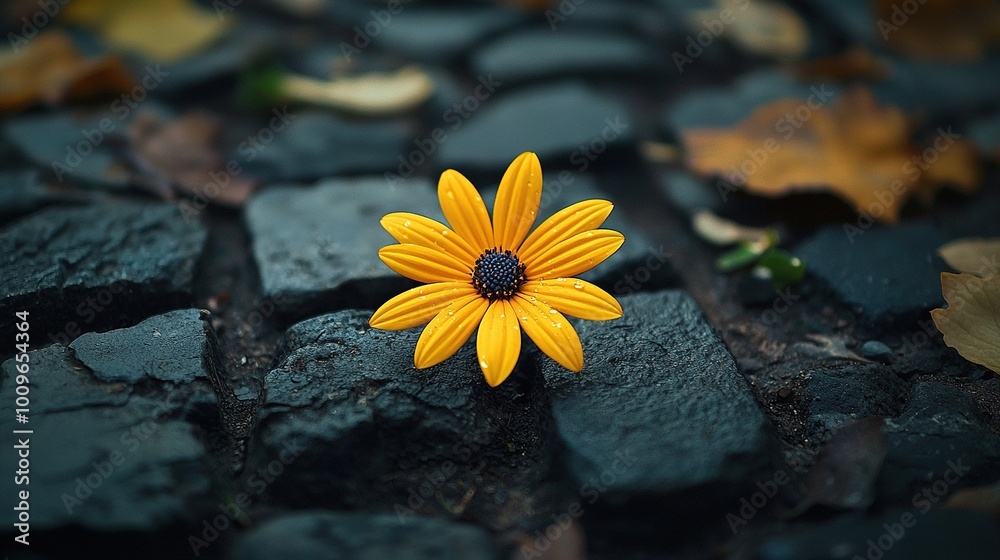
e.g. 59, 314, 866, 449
573, 281, 584, 289
404, 220, 411, 227
480, 360, 488, 369
447, 310, 454, 316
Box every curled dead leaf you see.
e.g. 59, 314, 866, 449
931, 273, 1000, 374
938, 238, 1000, 277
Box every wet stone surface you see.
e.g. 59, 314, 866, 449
245, 309, 553, 524
471, 27, 662, 85
230, 511, 498, 560
244, 177, 441, 323
541, 290, 779, 536
795, 222, 951, 324
235, 111, 412, 183
0, 201, 207, 347
878, 382, 1000, 505
435, 81, 636, 172
0, 309, 222, 555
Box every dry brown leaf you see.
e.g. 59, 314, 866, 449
785, 417, 887, 517
931, 273, 1000, 374
875, 0, 1000, 62
127, 110, 256, 207
938, 239, 1000, 277
61, 0, 229, 62
281, 66, 434, 115
691, 0, 808, 60
0, 30, 133, 114
681, 88, 981, 224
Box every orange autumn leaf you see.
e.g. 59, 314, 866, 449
0, 30, 134, 114
681, 88, 980, 223
874, 0, 1000, 62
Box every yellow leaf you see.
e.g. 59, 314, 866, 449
62, 0, 230, 62
681, 87, 981, 224
938, 238, 1000, 277
281, 66, 434, 116
931, 273, 1000, 374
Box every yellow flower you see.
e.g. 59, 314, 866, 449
369, 152, 625, 387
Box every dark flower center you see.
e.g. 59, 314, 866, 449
472, 248, 527, 301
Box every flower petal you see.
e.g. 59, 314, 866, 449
522, 229, 625, 280
517, 200, 614, 264
512, 294, 583, 371
414, 294, 489, 369
476, 300, 521, 387
521, 278, 622, 321
439, 169, 494, 252
381, 212, 479, 263
369, 281, 477, 330
493, 152, 542, 251
379, 244, 472, 283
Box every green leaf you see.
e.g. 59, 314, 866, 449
755, 248, 806, 289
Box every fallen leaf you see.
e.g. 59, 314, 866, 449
785, 417, 887, 517
938, 239, 1000, 277
691, 0, 808, 60
0, 30, 134, 114
692, 209, 775, 247
127, 110, 257, 206
681, 87, 981, 223
279, 66, 435, 116
755, 248, 806, 289
874, 0, 1000, 62
61, 0, 230, 62
931, 273, 1000, 374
